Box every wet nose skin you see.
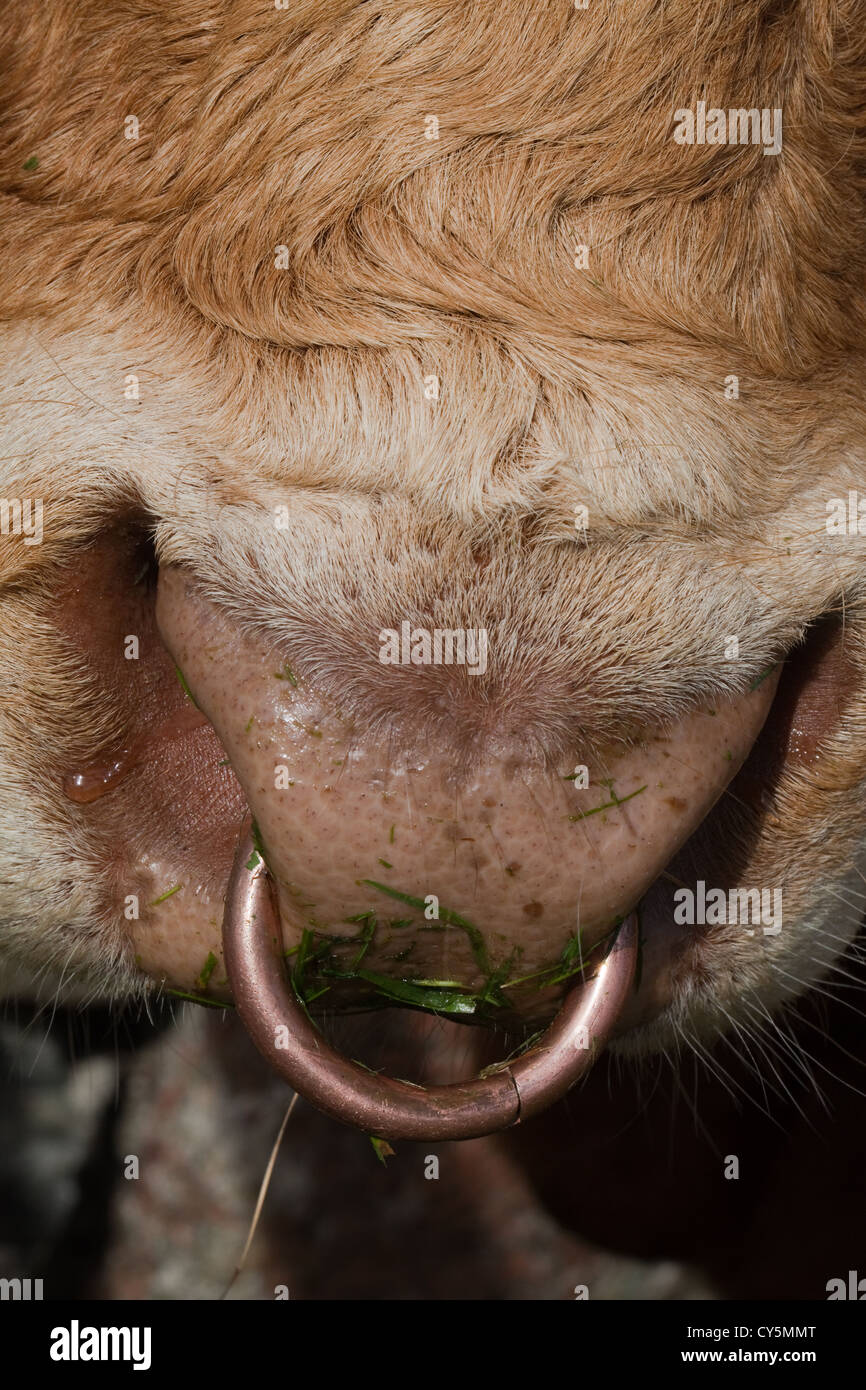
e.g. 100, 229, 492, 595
148, 567, 779, 1012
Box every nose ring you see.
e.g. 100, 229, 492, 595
222, 822, 638, 1141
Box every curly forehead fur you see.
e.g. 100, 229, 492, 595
1, 0, 865, 522
0, 0, 865, 1047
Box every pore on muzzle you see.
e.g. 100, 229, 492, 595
222, 820, 638, 1141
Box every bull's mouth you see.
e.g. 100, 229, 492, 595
56, 522, 854, 1051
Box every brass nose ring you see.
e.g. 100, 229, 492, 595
222, 823, 638, 1141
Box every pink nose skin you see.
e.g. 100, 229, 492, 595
222, 820, 640, 1141
146, 566, 780, 1013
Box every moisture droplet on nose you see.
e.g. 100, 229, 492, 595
61, 705, 209, 804
63, 751, 134, 804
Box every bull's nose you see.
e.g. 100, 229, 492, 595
153, 566, 779, 1018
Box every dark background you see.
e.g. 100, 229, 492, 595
1, 930, 863, 1301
